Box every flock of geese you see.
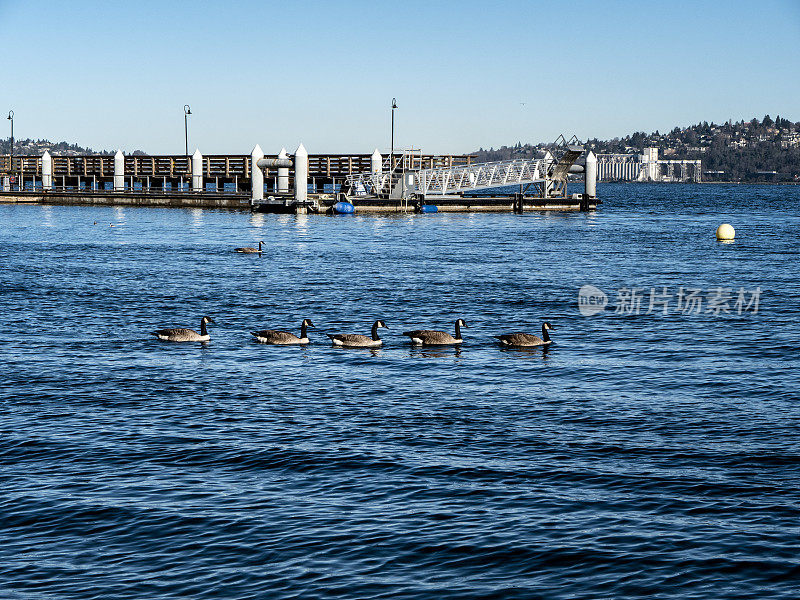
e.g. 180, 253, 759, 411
151, 243, 556, 348
152, 317, 555, 348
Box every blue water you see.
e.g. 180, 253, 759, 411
1, 184, 799, 599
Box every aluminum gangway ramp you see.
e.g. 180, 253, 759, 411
415, 155, 553, 197
416, 144, 583, 198
345, 140, 585, 201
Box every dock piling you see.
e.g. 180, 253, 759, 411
192, 149, 203, 192
294, 143, 308, 205
582, 151, 597, 211
251, 145, 264, 202
42, 151, 52, 191
277, 148, 289, 193
114, 150, 124, 191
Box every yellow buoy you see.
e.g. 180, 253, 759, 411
716, 223, 735, 241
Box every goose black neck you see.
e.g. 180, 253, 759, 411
372, 322, 381, 341
201, 320, 208, 336
454, 320, 462, 340
301, 321, 308, 338
541, 324, 550, 342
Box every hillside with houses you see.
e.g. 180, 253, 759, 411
475, 115, 800, 182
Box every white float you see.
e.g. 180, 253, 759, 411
716, 223, 735, 241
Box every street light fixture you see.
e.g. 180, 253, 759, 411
184, 105, 191, 158
390, 98, 397, 171
7, 111, 13, 190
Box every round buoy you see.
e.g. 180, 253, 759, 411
716, 223, 735, 241
332, 201, 355, 215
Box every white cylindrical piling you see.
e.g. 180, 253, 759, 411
192, 149, 203, 191
542, 150, 554, 197
277, 148, 289, 193
251, 144, 265, 201
114, 149, 125, 191
585, 151, 597, 198
42, 150, 53, 190
371, 148, 382, 175
294, 143, 308, 204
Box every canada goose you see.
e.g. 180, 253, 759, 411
152, 316, 215, 342
495, 322, 555, 347
235, 241, 264, 254
327, 320, 388, 348
403, 319, 468, 345
251, 319, 315, 345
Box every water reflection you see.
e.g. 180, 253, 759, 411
190, 208, 203, 228
294, 213, 309, 236
249, 213, 265, 228
41, 205, 54, 228
331, 346, 383, 357
498, 344, 551, 360
408, 346, 463, 360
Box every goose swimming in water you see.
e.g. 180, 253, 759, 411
327, 320, 387, 348
251, 319, 315, 345
495, 322, 555, 347
152, 316, 215, 342
403, 319, 468, 345
234, 241, 264, 254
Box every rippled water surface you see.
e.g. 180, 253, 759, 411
1, 184, 799, 599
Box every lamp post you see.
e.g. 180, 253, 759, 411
390, 98, 397, 171
7, 110, 13, 188
183, 105, 191, 158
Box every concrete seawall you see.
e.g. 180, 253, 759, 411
0, 191, 251, 210
1, 191, 596, 213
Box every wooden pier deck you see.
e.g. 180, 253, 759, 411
0, 152, 474, 194
0, 152, 596, 213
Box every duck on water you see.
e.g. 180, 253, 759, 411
495, 322, 555, 347
327, 320, 388, 348
152, 316, 215, 342
234, 241, 264, 254
403, 319, 468, 346
251, 319, 315, 345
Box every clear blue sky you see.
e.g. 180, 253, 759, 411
1, 0, 798, 155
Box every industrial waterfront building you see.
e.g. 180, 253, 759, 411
596, 147, 702, 182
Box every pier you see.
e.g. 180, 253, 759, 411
0, 138, 598, 213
